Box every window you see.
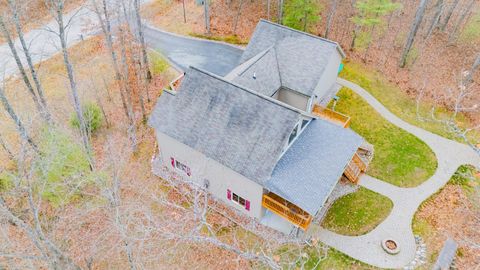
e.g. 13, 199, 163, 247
170, 157, 191, 176
288, 125, 299, 144
301, 119, 310, 129
227, 189, 250, 211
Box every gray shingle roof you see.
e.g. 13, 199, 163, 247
232, 47, 281, 96
265, 119, 364, 215
148, 67, 302, 184
236, 20, 344, 97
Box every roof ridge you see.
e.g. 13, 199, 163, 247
273, 45, 283, 87
258, 19, 346, 58
237, 46, 274, 76
188, 66, 314, 117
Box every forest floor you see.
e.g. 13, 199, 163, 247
413, 165, 480, 269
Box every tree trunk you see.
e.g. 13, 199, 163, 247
233, 0, 245, 35
324, 0, 338, 38
448, 0, 475, 44
350, 25, 360, 50
8, 0, 52, 123
0, 15, 47, 122
439, 0, 460, 31
399, 0, 429, 68
425, 0, 444, 39
277, 0, 284, 24
267, 0, 270, 21
204, 0, 210, 34
51, 0, 93, 165
0, 86, 38, 153
466, 54, 480, 83
0, 132, 14, 161
92, 0, 131, 119
133, 0, 152, 82
183, 0, 187, 23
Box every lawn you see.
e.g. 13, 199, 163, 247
305, 248, 379, 269
322, 187, 393, 236
340, 61, 480, 144
333, 88, 438, 187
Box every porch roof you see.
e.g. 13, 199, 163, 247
265, 119, 363, 215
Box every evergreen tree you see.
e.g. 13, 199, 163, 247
283, 0, 322, 32
351, 0, 401, 50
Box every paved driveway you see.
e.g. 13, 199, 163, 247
143, 25, 244, 76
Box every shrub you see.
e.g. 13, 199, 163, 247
36, 128, 93, 206
451, 165, 476, 188
70, 102, 103, 134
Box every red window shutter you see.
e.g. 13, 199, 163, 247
245, 200, 250, 211
170, 157, 175, 168
227, 189, 231, 200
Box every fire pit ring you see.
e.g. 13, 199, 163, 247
381, 239, 400, 255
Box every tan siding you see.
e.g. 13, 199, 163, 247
156, 132, 265, 219
277, 88, 309, 110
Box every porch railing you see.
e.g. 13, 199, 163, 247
312, 104, 351, 128
262, 192, 312, 230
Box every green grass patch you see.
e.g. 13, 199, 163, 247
322, 187, 393, 236
339, 61, 480, 144
334, 88, 437, 186
308, 248, 379, 269
460, 12, 480, 43
148, 51, 170, 75
189, 33, 248, 45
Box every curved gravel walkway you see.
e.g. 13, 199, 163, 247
309, 78, 480, 269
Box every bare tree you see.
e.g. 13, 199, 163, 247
46, 0, 93, 166
0, 133, 14, 161
448, 0, 476, 44
425, 0, 444, 39
133, 0, 152, 82
7, 0, 52, 123
399, 0, 429, 68
233, 0, 245, 35
0, 86, 38, 153
324, 0, 338, 39
278, 0, 284, 24
204, 0, 210, 34
439, 0, 460, 31
0, 15, 50, 122
465, 53, 480, 84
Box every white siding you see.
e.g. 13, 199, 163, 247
314, 51, 342, 104
155, 132, 265, 219
277, 88, 309, 110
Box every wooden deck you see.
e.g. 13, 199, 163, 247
344, 153, 368, 183
312, 104, 351, 128
262, 192, 312, 230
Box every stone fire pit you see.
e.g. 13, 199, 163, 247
381, 239, 400, 255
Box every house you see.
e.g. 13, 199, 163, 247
148, 20, 373, 234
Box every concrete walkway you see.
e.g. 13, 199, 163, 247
309, 78, 480, 269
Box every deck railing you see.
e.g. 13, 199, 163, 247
262, 192, 312, 230
312, 104, 351, 128
168, 73, 185, 92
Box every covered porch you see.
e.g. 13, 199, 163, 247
262, 119, 367, 232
